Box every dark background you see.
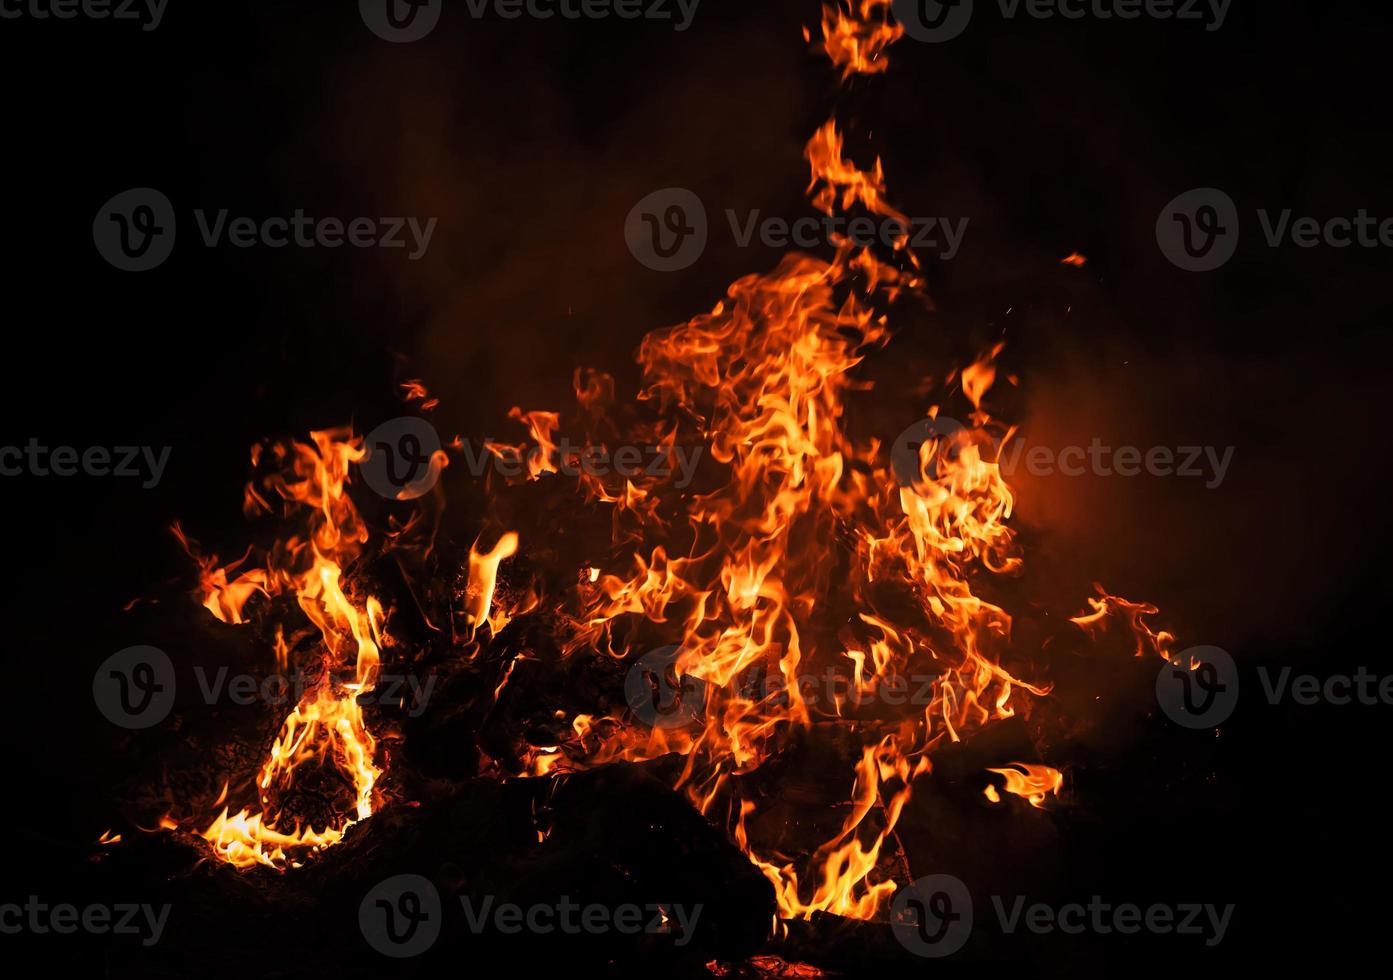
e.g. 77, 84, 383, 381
2, 0, 1390, 973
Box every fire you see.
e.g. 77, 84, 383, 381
810, 0, 905, 80
464, 531, 521, 641
1071, 587, 1175, 660
986, 764, 1065, 809
470, 5, 1171, 923
176, 429, 387, 869
401, 378, 439, 411
158, 0, 1176, 937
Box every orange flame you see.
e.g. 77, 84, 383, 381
464, 7, 1175, 924
464, 531, 521, 642
811, 0, 905, 80
986, 764, 1064, 809
179, 429, 385, 869
163, 3, 1175, 920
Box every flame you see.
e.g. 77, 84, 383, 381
177, 429, 385, 869
811, 0, 904, 80
464, 531, 521, 642
159, 2, 1175, 926
527, 141, 1032, 916
401, 378, 439, 411
461, 6, 1174, 924
986, 764, 1064, 809
171, 524, 267, 625
1071, 586, 1175, 660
